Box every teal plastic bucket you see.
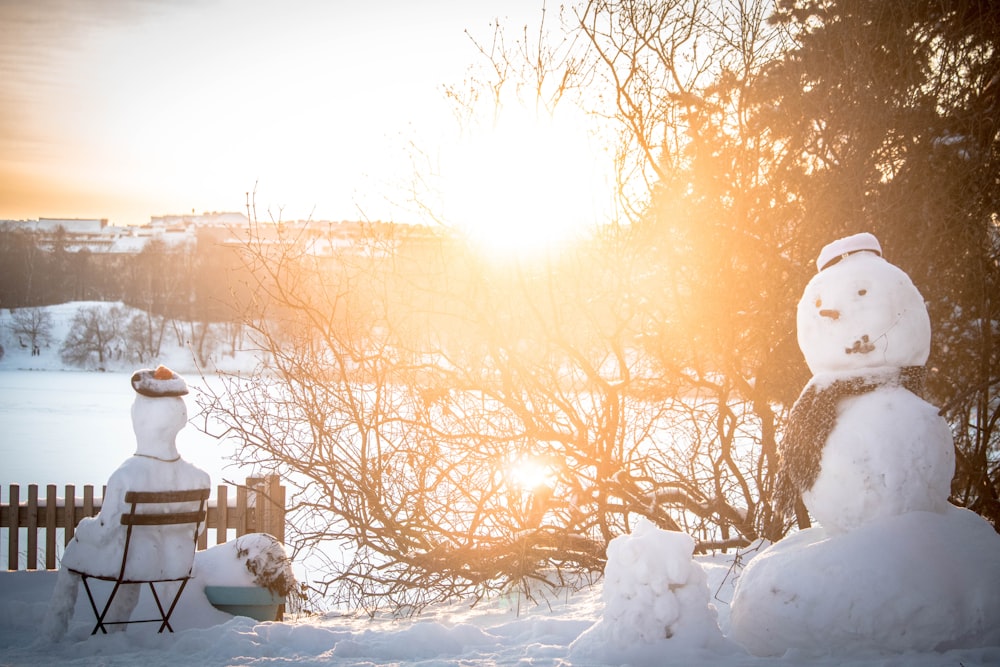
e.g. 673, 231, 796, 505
204, 586, 285, 621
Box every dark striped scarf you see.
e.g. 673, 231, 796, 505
774, 366, 926, 519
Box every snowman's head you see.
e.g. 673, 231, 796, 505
129, 365, 190, 456
797, 233, 930, 374
132, 394, 188, 453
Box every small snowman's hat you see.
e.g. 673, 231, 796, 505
131, 365, 189, 397
815, 232, 882, 271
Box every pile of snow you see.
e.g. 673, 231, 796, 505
569, 519, 733, 665
731, 509, 1000, 656
197, 533, 298, 597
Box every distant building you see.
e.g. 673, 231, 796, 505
0, 213, 251, 254
0, 212, 442, 257
22, 217, 108, 234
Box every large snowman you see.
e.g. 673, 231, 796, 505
43, 366, 211, 638
729, 233, 1000, 656
776, 232, 954, 531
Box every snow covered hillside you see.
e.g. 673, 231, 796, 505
0, 301, 258, 374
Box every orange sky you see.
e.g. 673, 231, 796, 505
0, 0, 553, 227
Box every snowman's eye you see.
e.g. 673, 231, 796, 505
857, 289, 867, 296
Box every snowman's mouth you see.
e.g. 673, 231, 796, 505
845, 335, 875, 355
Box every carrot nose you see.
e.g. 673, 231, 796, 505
819, 309, 840, 320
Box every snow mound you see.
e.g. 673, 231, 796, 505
196, 533, 298, 597
569, 519, 732, 665
731, 507, 1000, 656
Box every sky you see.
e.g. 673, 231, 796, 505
0, 0, 595, 233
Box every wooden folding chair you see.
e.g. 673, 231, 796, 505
69, 488, 210, 634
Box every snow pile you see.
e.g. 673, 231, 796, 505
4, 562, 1000, 666
731, 509, 1000, 656
569, 518, 730, 665
196, 533, 298, 597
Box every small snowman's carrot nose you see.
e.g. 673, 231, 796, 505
819, 309, 840, 320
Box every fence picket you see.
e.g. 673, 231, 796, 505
236, 484, 248, 536
83, 486, 94, 519
7, 485, 18, 571
26, 485, 38, 570
65, 484, 76, 544
216, 485, 228, 545
45, 485, 56, 570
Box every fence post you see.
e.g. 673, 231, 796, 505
265, 475, 285, 544
248, 475, 285, 543
83, 485, 95, 518
236, 484, 249, 537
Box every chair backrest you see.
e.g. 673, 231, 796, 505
118, 489, 210, 583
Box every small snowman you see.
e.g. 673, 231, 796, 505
773, 232, 954, 532
44, 366, 211, 638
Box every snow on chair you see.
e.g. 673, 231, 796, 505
69, 488, 210, 634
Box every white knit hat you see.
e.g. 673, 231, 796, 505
131, 365, 189, 397
816, 232, 882, 271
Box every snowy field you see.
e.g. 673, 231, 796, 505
2, 302, 1000, 666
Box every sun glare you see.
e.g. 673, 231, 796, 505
506, 454, 556, 492
440, 105, 612, 258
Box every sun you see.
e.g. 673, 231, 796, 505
438, 104, 613, 258
505, 454, 556, 492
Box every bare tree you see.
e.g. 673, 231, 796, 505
60, 304, 127, 368
124, 310, 165, 364
8, 307, 54, 354
200, 201, 771, 615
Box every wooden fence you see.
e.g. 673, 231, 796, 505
1, 476, 286, 571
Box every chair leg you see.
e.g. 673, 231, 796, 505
78, 576, 108, 635
148, 582, 171, 633
149, 579, 188, 633
93, 580, 124, 635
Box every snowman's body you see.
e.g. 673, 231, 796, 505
793, 240, 954, 531
803, 379, 953, 533
60, 392, 211, 579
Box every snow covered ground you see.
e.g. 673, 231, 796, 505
2, 545, 999, 667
